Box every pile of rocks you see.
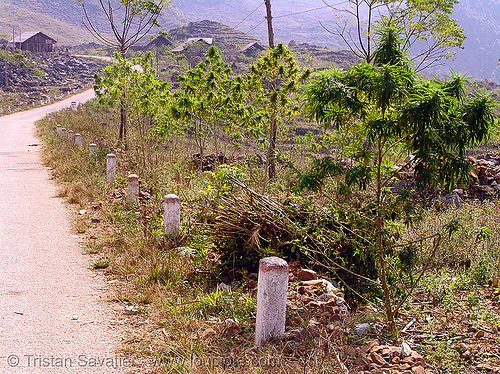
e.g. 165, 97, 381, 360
394, 153, 500, 203
467, 153, 500, 198
283, 268, 430, 372
354, 340, 427, 374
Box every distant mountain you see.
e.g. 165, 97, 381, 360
446, 0, 500, 82
0, 0, 498, 82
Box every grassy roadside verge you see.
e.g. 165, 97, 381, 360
37, 101, 500, 373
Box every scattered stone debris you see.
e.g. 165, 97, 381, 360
394, 152, 500, 203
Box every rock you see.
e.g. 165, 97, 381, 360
354, 355, 370, 369
361, 340, 380, 354
322, 279, 338, 293
305, 301, 321, 309
412, 365, 425, 374
218, 282, 229, 290
224, 318, 235, 326
288, 316, 304, 327
71, 314, 78, 320
475, 330, 485, 338
298, 285, 313, 295
479, 185, 495, 193
318, 293, 336, 301
79, 209, 86, 215
439, 192, 464, 208
325, 295, 345, 307
201, 328, 217, 338
302, 279, 324, 287
297, 269, 317, 281
370, 351, 387, 366
401, 341, 412, 357
476, 363, 493, 372
124, 306, 139, 315
355, 323, 370, 336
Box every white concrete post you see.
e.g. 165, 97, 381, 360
127, 174, 139, 204
68, 130, 74, 143
56, 125, 62, 135
74, 133, 82, 149
89, 143, 97, 155
255, 257, 289, 346
106, 154, 116, 182
163, 194, 180, 236
61, 128, 66, 137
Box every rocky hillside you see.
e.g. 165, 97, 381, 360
0, 0, 498, 81
168, 20, 260, 51
0, 51, 106, 111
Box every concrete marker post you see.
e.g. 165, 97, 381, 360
68, 130, 74, 143
89, 143, 97, 156
255, 256, 289, 346
127, 174, 139, 204
163, 194, 180, 236
106, 154, 116, 182
56, 125, 62, 135
61, 128, 66, 138
74, 133, 82, 149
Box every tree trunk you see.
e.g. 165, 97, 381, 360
119, 100, 127, 149
266, 115, 277, 179
374, 136, 394, 328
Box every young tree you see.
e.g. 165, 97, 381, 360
323, 0, 465, 70
245, 43, 310, 180
94, 52, 171, 151
79, 0, 169, 55
171, 46, 243, 158
302, 25, 498, 327
79, 0, 169, 142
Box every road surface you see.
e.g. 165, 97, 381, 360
0, 90, 130, 373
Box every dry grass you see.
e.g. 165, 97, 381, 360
36, 100, 500, 373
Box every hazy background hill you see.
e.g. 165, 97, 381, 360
0, 0, 498, 82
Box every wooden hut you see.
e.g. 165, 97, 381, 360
10, 32, 57, 52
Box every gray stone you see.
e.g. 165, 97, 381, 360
163, 194, 180, 236
126, 174, 139, 204
255, 257, 289, 346
106, 154, 116, 182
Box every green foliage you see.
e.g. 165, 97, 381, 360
94, 52, 172, 141
245, 43, 311, 178
389, 0, 466, 69
332, 0, 466, 70
204, 164, 246, 197
171, 46, 243, 155
301, 25, 498, 324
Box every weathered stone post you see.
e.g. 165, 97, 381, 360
68, 130, 74, 143
106, 154, 116, 182
56, 125, 62, 135
163, 194, 180, 236
255, 257, 289, 346
127, 174, 139, 204
61, 127, 66, 137
74, 133, 82, 149
89, 143, 97, 155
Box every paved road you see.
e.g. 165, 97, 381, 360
0, 91, 128, 373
